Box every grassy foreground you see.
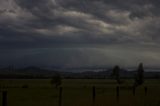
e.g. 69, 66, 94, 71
0, 79, 160, 106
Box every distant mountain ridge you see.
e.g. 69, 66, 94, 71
0, 66, 160, 79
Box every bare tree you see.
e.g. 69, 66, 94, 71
134, 63, 144, 87
111, 65, 121, 84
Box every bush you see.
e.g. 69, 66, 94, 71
51, 74, 62, 88
22, 84, 29, 88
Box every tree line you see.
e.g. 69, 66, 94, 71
51, 63, 145, 88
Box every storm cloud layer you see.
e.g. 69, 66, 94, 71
0, 0, 160, 68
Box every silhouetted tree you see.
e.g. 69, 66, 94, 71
111, 65, 121, 84
51, 73, 62, 88
134, 63, 144, 87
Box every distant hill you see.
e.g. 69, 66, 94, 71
0, 66, 57, 79
0, 66, 160, 79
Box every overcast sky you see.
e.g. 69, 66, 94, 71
0, 0, 160, 68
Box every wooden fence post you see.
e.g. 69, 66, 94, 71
59, 87, 62, 106
144, 86, 148, 96
2, 91, 7, 106
92, 86, 96, 106
116, 86, 119, 102
133, 86, 136, 96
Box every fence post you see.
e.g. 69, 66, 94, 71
133, 86, 136, 96
116, 86, 119, 102
144, 86, 148, 96
2, 91, 7, 106
59, 87, 62, 106
92, 86, 96, 106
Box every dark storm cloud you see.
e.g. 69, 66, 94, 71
57, 0, 156, 20
0, 0, 159, 47
1, 0, 160, 67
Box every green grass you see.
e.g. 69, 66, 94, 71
0, 79, 160, 106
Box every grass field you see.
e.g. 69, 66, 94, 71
0, 79, 160, 106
